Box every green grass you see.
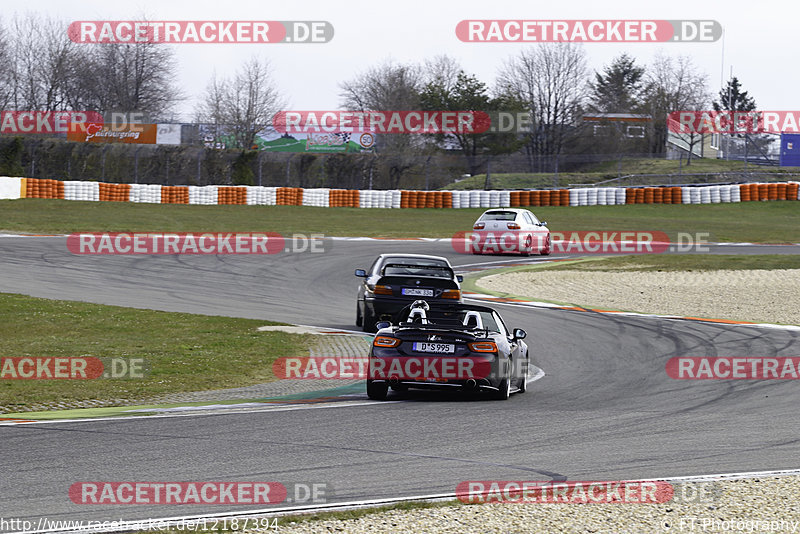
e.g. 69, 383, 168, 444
0, 293, 306, 411
446, 158, 800, 190
530, 254, 800, 272
1, 198, 798, 243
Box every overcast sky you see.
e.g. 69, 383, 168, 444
15, 0, 796, 120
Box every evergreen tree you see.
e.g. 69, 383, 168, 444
713, 77, 756, 111
589, 53, 645, 113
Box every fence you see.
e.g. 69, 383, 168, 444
3, 176, 798, 207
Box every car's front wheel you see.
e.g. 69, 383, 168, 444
367, 380, 388, 400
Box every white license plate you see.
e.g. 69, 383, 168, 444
413, 342, 455, 353
402, 288, 434, 297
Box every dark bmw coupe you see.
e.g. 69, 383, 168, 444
355, 254, 463, 332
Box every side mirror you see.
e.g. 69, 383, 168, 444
375, 321, 391, 331
539, 221, 548, 227
456, 275, 464, 283
354, 269, 367, 277
512, 328, 527, 340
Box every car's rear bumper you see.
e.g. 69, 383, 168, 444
365, 296, 461, 319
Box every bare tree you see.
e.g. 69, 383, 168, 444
422, 54, 462, 94
497, 43, 589, 171
340, 60, 422, 111
643, 52, 709, 159
339, 60, 427, 188
74, 41, 182, 118
197, 57, 285, 150
0, 18, 13, 110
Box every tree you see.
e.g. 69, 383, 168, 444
421, 71, 524, 178
6, 14, 81, 111
339, 60, 425, 188
642, 53, 709, 160
497, 43, 589, 171
197, 57, 285, 150
713, 76, 756, 112
72, 40, 182, 118
589, 53, 645, 113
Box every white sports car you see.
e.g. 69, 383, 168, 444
470, 208, 551, 256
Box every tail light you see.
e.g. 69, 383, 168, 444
374, 336, 401, 348
468, 341, 497, 353
373, 285, 393, 295
441, 289, 461, 299
507, 223, 521, 229
473, 222, 485, 230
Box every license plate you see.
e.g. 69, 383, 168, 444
402, 288, 434, 297
413, 342, 455, 353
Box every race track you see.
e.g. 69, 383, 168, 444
1, 236, 799, 527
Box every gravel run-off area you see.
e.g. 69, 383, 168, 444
477, 268, 800, 326
254, 477, 800, 534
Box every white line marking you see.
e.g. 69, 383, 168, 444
0, 399, 395, 426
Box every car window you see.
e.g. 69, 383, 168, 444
369, 257, 381, 274
523, 212, 535, 225
492, 312, 509, 337
480, 211, 517, 221
382, 263, 453, 278
381, 256, 448, 267
525, 211, 540, 225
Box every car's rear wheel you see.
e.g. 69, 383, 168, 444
521, 235, 533, 256
362, 308, 376, 332
495, 378, 511, 400
518, 357, 528, 393
367, 380, 388, 400
540, 234, 551, 256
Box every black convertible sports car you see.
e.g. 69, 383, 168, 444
355, 253, 463, 332
366, 300, 529, 400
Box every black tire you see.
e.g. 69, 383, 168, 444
362, 308, 376, 333
518, 357, 528, 393
495, 377, 511, 400
390, 383, 408, 392
355, 302, 363, 327
521, 235, 533, 256
367, 380, 389, 400
540, 234, 551, 256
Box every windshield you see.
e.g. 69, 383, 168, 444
409, 308, 501, 332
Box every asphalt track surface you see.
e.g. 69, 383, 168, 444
1, 236, 800, 528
